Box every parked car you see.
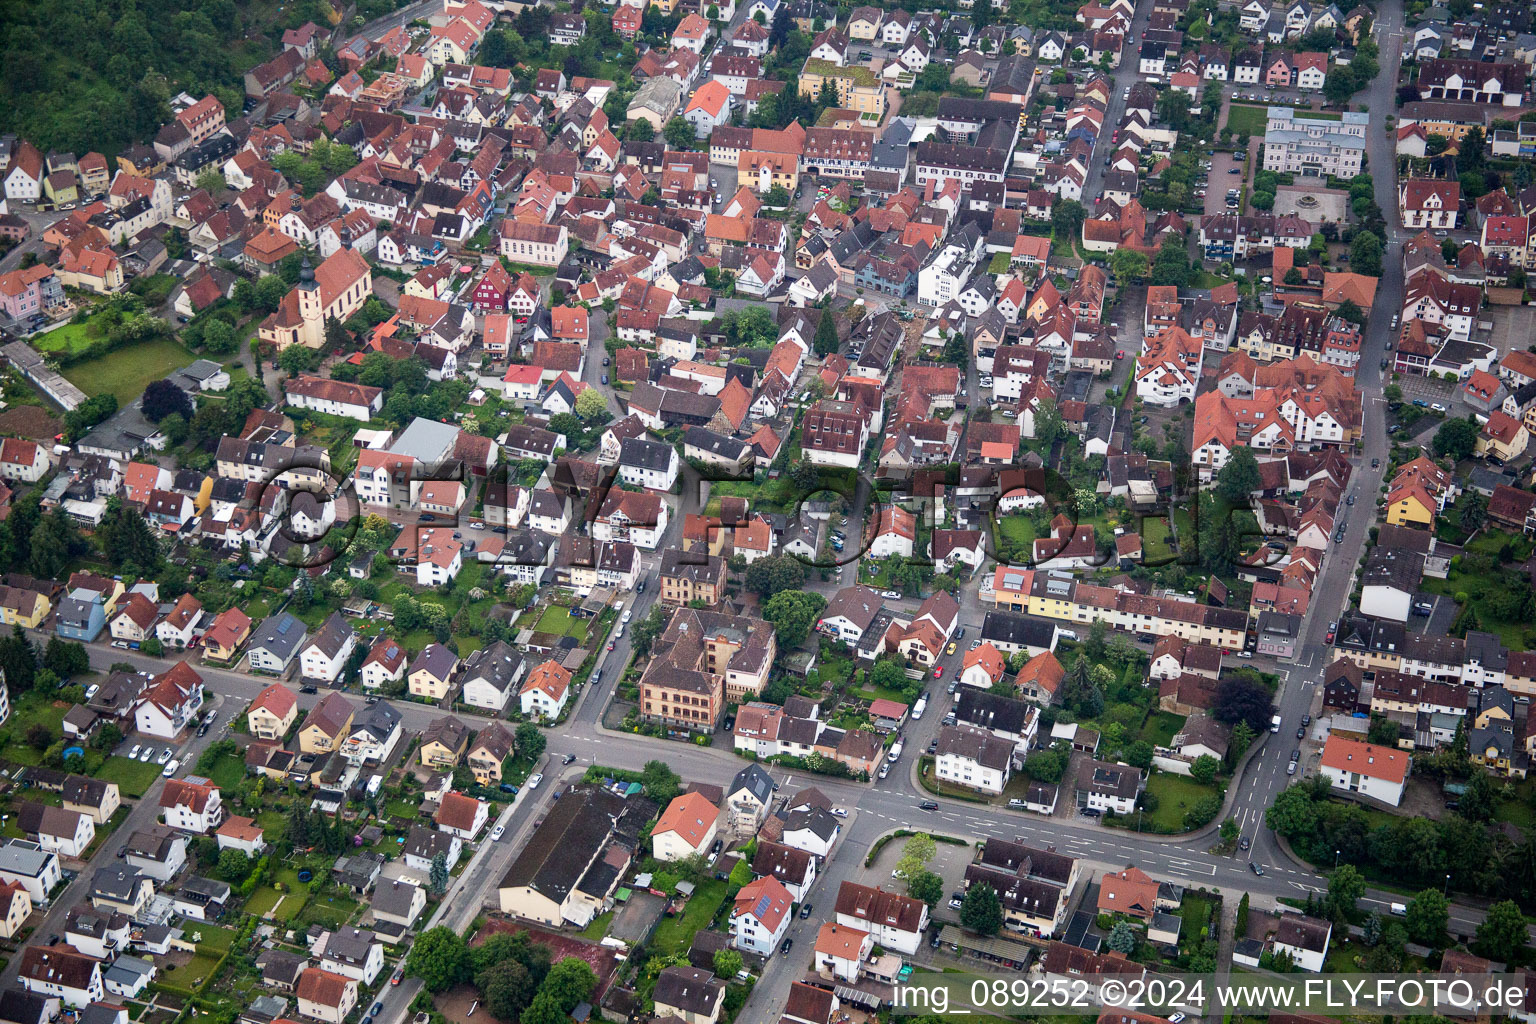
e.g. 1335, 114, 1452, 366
800, 902, 813, 919
491, 825, 505, 841
161, 759, 179, 778
526, 773, 543, 789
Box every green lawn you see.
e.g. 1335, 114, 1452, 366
297, 893, 358, 930
579, 909, 615, 941
1225, 103, 1267, 137
244, 886, 284, 919
34, 321, 98, 355
1139, 711, 1187, 747
160, 951, 224, 994
0, 696, 69, 765
650, 879, 730, 956
63, 337, 199, 405
1142, 517, 1176, 564
1179, 892, 1215, 946
533, 604, 589, 639
202, 751, 245, 790
191, 923, 238, 953
103, 756, 165, 798
1118, 772, 1224, 833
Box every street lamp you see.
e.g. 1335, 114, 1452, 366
1444, 873, 1451, 895
1334, 849, 1341, 868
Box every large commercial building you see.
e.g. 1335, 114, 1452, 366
1262, 108, 1369, 177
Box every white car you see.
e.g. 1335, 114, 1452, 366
128, 744, 142, 760
138, 747, 154, 762
526, 773, 543, 789
491, 824, 505, 842
162, 759, 179, 778
1430, 402, 1446, 413
622, 609, 633, 624
85, 684, 100, 700
111, 640, 129, 649
157, 747, 173, 764
831, 807, 848, 818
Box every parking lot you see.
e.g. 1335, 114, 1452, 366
866, 831, 976, 916
1203, 150, 1245, 219
1393, 373, 1457, 407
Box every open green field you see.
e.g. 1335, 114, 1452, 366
63, 337, 198, 405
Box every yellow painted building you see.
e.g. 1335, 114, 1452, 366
799, 59, 886, 119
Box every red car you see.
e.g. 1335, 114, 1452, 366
932, 666, 944, 678
607, 642, 616, 651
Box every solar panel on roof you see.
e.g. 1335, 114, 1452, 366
754, 893, 773, 917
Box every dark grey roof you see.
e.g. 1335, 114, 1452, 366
955, 689, 1035, 738
728, 764, 774, 805
463, 640, 524, 694
408, 642, 458, 681
936, 724, 1013, 771
783, 806, 839, 842
654, 966, 725, 1017
371, 879, 422, 918
619, 436, 676, 472
980, 610, 1057, 650
90, 866, 147, 902
251, 612, 308, 659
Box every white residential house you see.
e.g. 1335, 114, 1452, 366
729, 875, 793, 955
518, 661, 572, 720
933, 725, 1013, 795
318, 927, 386, 986
17, 948, 104, 1008
1319, 736, 1409, 806
299, 612, 358, 685
1272, 915, 1332, 973
29, 807, 95, 859
158, 778, 223, 833
617, 437, 680, 490
460, 641, 525, 713
833, 881, 929, 955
